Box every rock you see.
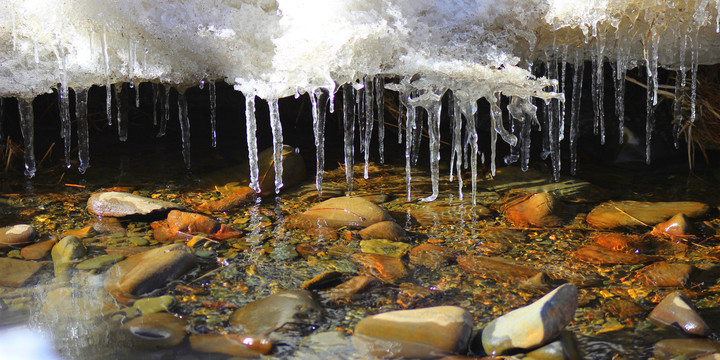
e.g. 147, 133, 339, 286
104, 244, 196, 304
301, 271, 344, 290
120, 313, 187, 350
20, 238, 56, 260
396, 283, 435, 309
411, 202, 492, 226
572, 245, 661, 265
359, 221, 406, 241
0, 224, 35, 248
190, 334, 272, 357
604, 298, 646, 318
128, 237, 149, 246
360, 239, 412, 258
591, 232, 646, 253
325, 275, 376, 303
634, 262, 696, 287
151, 210, 241, 242
258, 144, 306, 195
653, 213, 694, 236
196, 185, 257, 212
51, 235, 87, 281
296, 243, 324, 259
409, 244, 454, 270
269, 243, 299, 261
698, 354, 720, 360
501, 192, 563, 227
457, 255, 540, 282
0, 257, 44, 287
298, 196, 393, 229
133, 295, 177, 315
653, 339, 720, 360
91, 216, 126, 234
64, 225, 96, 239
525, 331, 583, 360
229, 290, 323, 336
76, 254, 125, 271
481, 284, 578, 355
586, 201, 710, 229
649, 291, 712, 337
87, 191, 183, 217
353, 306, 473, 358
351, 253, 408, 283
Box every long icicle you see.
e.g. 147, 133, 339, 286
102, 27, 112, 126
490, 92, 517, 177
268, 98, 284, 194
117, 83, 128, 141
363, 76, 374, 179
462, 102, 479, 205
178, 92, 191, 169
451, 97, 463, 199
420, 101, 442, 202
76, 89, 90, 174
157, 85, 169, 137
645, 29, 659, 165
245, 93, 260, 193
343, 85, 355, 194
570, 52, 585, 175
152, 83, 158, 126
375, 77, 385, 164
18, 99, 36, 178
209, 80, 217, 147
310, 88, 329, 195
402, 92, 416, 201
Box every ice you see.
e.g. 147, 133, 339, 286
569, 53, 584, 176
116, 84, 128, 141
151, 83, 158, 125
342, 85, 355, 194
268, 98, 284, 193
75, 89, 89, 174
363, 76, 373, 179
18, 99, 36, 178
244, 93, 260, 193
310, 87, 329, 195
178, 92, 191, 169
450, 96, 463, 199
58, 82, 71, 168
591, 40, 605, 145
209, 80, 217, 147
375, 77, 385, 164
419, 101, 442, 202
157, 85, 169, 137
102, 28, 112, 126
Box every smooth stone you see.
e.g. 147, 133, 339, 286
51, 235, 87, 281
351, 253, 408, 283
325, 275, 376, 303
258, 144, 307, 195
410, 202, 492, 226
653, 339, 720, 360
359, 221, 406, 241
64, 225, 96, 239
525, 331, 583, 360
76, 254, 125, 270
409, 244, 454, 270
121, 312, 187, 350
586, 201, 710, 229
0, 224, 35, 248
229, 290, 323, 336
591, 232, 646, 253
501, 192, 563, 227
698, 354, 720, 360
133, 295, 177, 315
104, 244, 197, 304
353, 306, 473, 359
299, 196, 393, 229
360, 239, 412, 258
87, 191, 183, 217
649, 291, 711, 337
457, 255, 540, 282
190, 334, 272, 357
129, 237, 150, 246
20, 238, 56, 260
634, 262, 696, 287
91, 216, 126, 234
603, 298, 646, 318
0, 257, 44, 287
195, 185, 257, 212
572, 245, 661, 265
151, 210, 241, 242
653, 213, 694, 236
481, 283, 578, 355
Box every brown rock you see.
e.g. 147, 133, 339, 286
104, 244, 196, 304
306, 225, 338, 240
359, 221, 406, 241
653, 213, 694, 236
258, 144, 306, 195
409, 244, 454, 270
604, 298, 646, 318
501, 192, 562, 227
591, 232, 646, 253
654, 339, 720, 360
411, 202, 492, 226
352, 253, 408, 283
87, 191, 183, 217
586, 201, 710, 229
0, 257, 44, 287
189, 334, 271, 357
20, 238, 57, 260
457, 255, 540, 282
91, 216, 126, 234
573, 245, 661, 265
0, 224, 35, 248
325, 275, 376, 303
299, 196, 393, 229
635, 262, 696, 287
196, 185, 257, 212
649, 291, 711, 337
120, 313, 187, 350
64, 225, 96, 239
229, 290, 323, 336
296, 243, 323, 258
151, 210, 241, 242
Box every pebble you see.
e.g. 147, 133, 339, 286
87, 191, 183, 217
359, 221, 406, 241
151, 210, 241, 242
298, 196, 393, 229
353, 306, 473, 358
20, 238, 56, 260
120, 312, 187, 350
258, 144, 306, 195
104, 244, 196, 304
189, 334, 272, 357
195, 185, 257, 212
649, 291, 711, 337
51, 235, 87, 281
0, 224, 35, 248
0, 257, 44, 287
91, 216, 126, 234
325, 275, 376, 303
409, 244, 454, 270
591, 232, 646, 253
457, 255, 540, 282
76, 254, 125, 271
481, 283, 578, 355
501, 192, 563, 227
572, 245, 661, 265
586, 201, 710, 229
360, 239, 412, 258
634, 262, 696, 287
351, 253, 408, 283
653, 213, 693, 236
603, 298, 646, 318
229, 290, 324, 336
132, 295, 177, 315
653, 338, 720, 360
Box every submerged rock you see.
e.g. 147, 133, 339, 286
457, 255, 540, 282
151, 210, 241, 242
20, 238, 56, 260
51, 235, 87, 281
573, 245, 661, 265
0, 257, 44, 287
653, 339, 720, 360
76, 254, 125, 271
359, 221, 406, 241
586, 201, 710, 229
325, 275, 376, 303
525, 331, 583, 360
653, 213, 694, 236
649, 291, 712, 337
258, 144, 307, 196
229, 290, 323, 336
501, 192, 563, 228
409, 244, 455, 270
634, 262, 696, 287
196, 185, 257, 212
480, 283, 578, 355
190, 334, 272, 357
591, 232, 646, 253
87, 191, 183, 217
298, 196, 393, 229
351, 253, 408, 283
353, 306, 473, 358
360, 239, 412, 258
104, 244, 196, 304
133, 295, 177, 315
120, 313, 187, 350
0, 224, 35, 248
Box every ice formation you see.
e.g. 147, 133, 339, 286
2, 0, 720, 202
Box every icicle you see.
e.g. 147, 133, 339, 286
245, 93, 260, 193
450, 97, 463, 200
559, 45, 568, 141
18, 99, 36, 178
461, 102, 479, 205
375, 77, 385, 164
116, 84, 128, 142
690, 32, 699, 124
403, 93, 416, 201
178, 93, 191, 169
76, 89, 90, 174
11, 9, 16, 51
489, 94, 500, 177
135, 84, 140, 108
592, 39, 605, 144
342, 85, 355, 193
519, 98, 534, 172
58, 47, 72, 168
128, 39, 135, 88
506, 97, 523, 165
209, 80, 217, 147
199, 80, 205, 90
398, 92, 404, 144
310, 88, 329, 195
363, 76, 374, 179
152, 83, 158, 126
158, 85, 169, 137
268, 99, 284, 193
411, 104, 424, 166
89, 30, 95, 60
645, 29, 659, 165
614, 45, 627, 144
570, 53, 585, 176
420, 102, 442, 202
102, 28, 112, 126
